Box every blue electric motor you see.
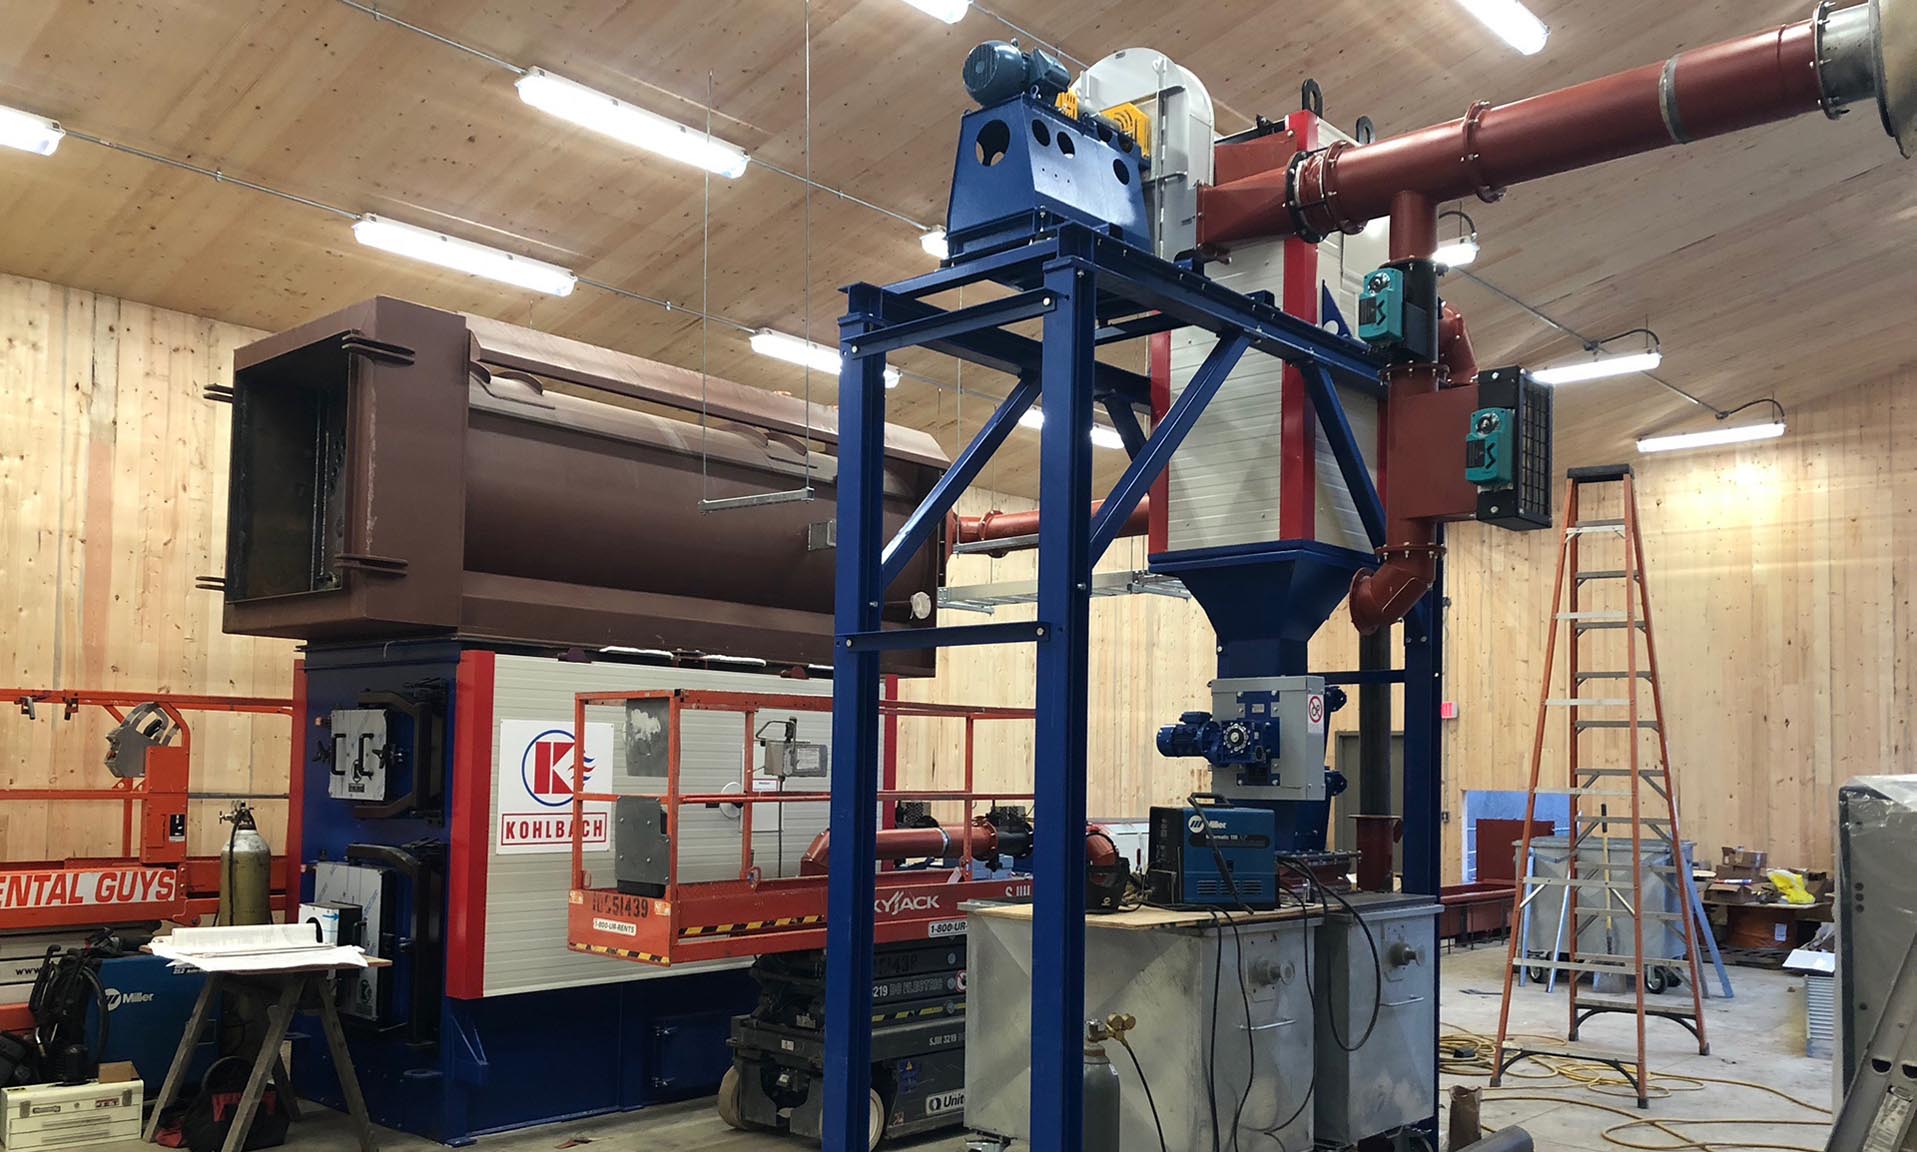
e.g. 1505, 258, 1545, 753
942, 43, 1151, 260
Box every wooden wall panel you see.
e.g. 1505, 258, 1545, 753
3, 269, 1905, 889
1442, 378, 1917, 882
0, 273, 295, 862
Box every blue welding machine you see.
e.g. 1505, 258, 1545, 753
1145, 801, 1277, 908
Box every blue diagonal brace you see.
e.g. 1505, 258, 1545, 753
878, 377, 1041, 588
1300, 362, 1387, 549
1089, 330, 1252, 562
1100, 396, 1148, 458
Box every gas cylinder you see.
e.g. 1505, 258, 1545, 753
1083, 1020, 1122, 1152
217, 804, 272, 925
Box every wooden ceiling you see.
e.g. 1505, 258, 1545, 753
0, 0, 1908, 497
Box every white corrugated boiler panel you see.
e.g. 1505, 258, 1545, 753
483, 655, 838, 996
1314, 382, 1381, 554
1166, 237, 1289, 553
1312, 222, 1387, 554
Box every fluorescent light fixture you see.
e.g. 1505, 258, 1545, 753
0, 105, 64, 156
516, 68, 749, 179
1433, 237, 1479, 268
1636, 422, 1786, 454
1531, 351, 1662, 386
750, 329, 900, 388
921, 228, 949, 260
351, 215, 577, 296
1018, 407, 1124, 450
900, 0, 970, 22
1455, 0, 1549, 54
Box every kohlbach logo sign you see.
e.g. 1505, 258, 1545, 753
497, 720, 614, 855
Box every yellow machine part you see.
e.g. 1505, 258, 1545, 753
1056, 92, 1152, 155
1101, 102, 1152, 156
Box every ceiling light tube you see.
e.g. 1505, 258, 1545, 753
900, 0, 970, 23
352, 215, 577, 296
1530, 350, 1663, 386
516, 68, 750, 179
1454, 0, 1549, 55
1432, 238, 1479, 268
1018, 407, 1125, 450
0, 105, 64, 156
1636, 421, 1786, 454
751, 329, 900, 388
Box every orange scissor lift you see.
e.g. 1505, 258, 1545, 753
565, 689, 1039, 967
0, 688, 300, 1030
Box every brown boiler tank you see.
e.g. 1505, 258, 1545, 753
219, 297, 949, 674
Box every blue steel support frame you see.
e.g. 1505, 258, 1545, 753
823, 284, 886, 1152
823, 223, 1445, 1152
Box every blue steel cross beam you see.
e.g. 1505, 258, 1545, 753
823, 224, 1392, 1152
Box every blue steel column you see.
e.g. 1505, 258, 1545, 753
1029, 250, 1097, 1152
823, 285, 888, 1152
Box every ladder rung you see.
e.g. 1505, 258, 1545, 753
1576, 569, 1636, 582
1574, 909, 1688, 922
1573, 814, 1673, 825
1559, 611, 1626, 620
1577, 671, 1654, 681
1575, 619, 1649, 631
1575, 994, 1699, 1020
1547, 698, 1633, 707
1576, 719, 1659, 730
1531, 787, 1636, 798
1567, 521, 1626, 536
1524, 871, 1680, 888
1511, 955, 1659, 975
1577, 768, 1662, 776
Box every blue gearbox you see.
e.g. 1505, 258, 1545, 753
1155, 710, 1281, 769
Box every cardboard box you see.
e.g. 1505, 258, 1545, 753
0, 1078, 143, 1150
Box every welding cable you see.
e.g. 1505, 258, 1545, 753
1112, 1031, 1168, 1152
1438, 1025, 1833, 1152
1253, 874, 1317, 1147
1223, 909, 1256, 1152
1204, 907, 1225, 1152
1279, 857, 1385, 1052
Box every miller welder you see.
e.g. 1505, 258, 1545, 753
1145, 799, 1278, 909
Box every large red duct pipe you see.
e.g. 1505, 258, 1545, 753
1195, 1, 1901, 632
1199, 11, 1881, 247
949, 498, 1150, 556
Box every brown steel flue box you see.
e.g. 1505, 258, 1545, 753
221, 297, 948, 674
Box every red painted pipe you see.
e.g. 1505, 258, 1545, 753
798, 821, 1119, 876
1439, 302, 1478, 388
948, 498, 1150, 555
1201, 16, 1828, 246
799, 823, 997, 876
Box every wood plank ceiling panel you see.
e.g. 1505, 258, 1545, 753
0, 0, 1908, 495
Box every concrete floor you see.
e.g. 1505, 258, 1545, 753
128, 941, 1832, 1152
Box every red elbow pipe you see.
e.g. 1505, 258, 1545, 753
1439, 302, 1478, 387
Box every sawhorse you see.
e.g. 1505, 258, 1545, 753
143, 963, 381, 1152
